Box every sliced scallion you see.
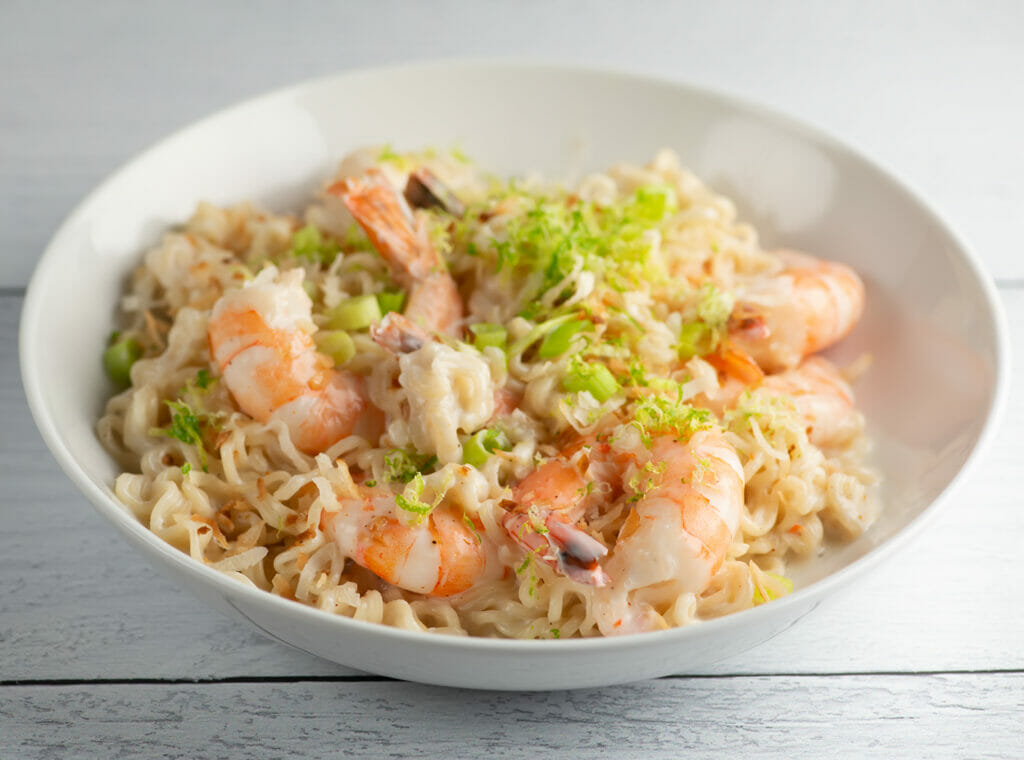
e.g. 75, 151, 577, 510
469, 322, 508, 351
376, 290, 406, 315
462, 428, 512, 467
676, 322, 711, 359
562, 359, 620, 402
315, 330, 356, 366
537, 319, 593, 359
507, 313, 578, 356
325, 294, 382, 331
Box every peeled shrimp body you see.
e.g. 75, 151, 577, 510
593, 429, 745, 635
730, 249, 865, 372
328, 169, 464, 336
702, 354, 861, 449
760, 356, 861, 449
328, 482, 496, 597
207, 267, 367, 454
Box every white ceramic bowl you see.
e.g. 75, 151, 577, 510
21, 62, 1009, 690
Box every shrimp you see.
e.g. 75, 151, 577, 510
207, 266, 371, 454
729, 249, 864, 372
701, 354, 861, 450
501, 425, 745, 634
328, 169, 464, 336
593, 428, 745, 635
501, 438, 614, 586
759, 356, 861, 449
328, 480, 496, 597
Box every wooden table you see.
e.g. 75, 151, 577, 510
2, 2, 1021, 756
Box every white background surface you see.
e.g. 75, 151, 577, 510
2, 1, 1022, 757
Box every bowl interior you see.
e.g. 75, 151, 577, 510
20, 63, 1006, 683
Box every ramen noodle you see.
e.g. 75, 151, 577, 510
97, 147, 878, 638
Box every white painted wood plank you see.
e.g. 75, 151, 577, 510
2, 290, 1023, 681
3, 674, 1022, 759
3, 0, 1022, 286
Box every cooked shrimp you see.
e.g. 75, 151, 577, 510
702, 354, 861, 449
502, 438, 614, 586
593, 428, 745, 635
730, 249, 864, 372
207, 266, 369, 454
760, 356, 861, 449
328, 169, 463, 336
328, 482, 496, 597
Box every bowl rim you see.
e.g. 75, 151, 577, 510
18, 58, 1012, 656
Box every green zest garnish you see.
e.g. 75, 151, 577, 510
194, 368, 213, 390
678, 283, 735, 359
291, 224, 339, 265
180, 462, 192, 475
562, 356, 621, 403
626, 460, 667, 501
515, 554, 533, 575
394, 471, 451, 521
103, 334, 142, 388
631, 395, 713, 447
537, 318, 593, 359
154, 400, 209, 472
491, 184, 678, 318
325, 294, 383, 331
469, 322, 508, 352
376, 290, 406, 316
383, 448, 436, 483
631, 184, 677, 222
395, 473, 433, 516
462, 514, 483, 544
315, 330, 356, 366
462, 428, 512, 468
753, 573, 794, 604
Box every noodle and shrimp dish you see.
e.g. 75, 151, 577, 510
98, 147, 878, 638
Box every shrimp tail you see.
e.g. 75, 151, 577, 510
404, 168, 465, 216
370, 311, 431, 353
327, 169, 435, 282
706, 338, 765, 386
503, 511, 611, 587
547, 521, 611, 586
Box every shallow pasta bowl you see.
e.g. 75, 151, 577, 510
20, 62, 1008, 690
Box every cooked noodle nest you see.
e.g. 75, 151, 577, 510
98, 147, 878, 639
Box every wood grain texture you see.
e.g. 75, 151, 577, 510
3, 291, 1023, 682
2, 0, 1023, 287
3, 674, 1022, 759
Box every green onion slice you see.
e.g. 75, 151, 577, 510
376, 290, 406, 315
315, 330, 356, 366
508, 313, 578, 357
562, 359, 621, 402
469, 322, 508, 351
677, 322, 711, 359
325, 294, 383, 331
537, 318, 593, 359
463, 428, 512, 467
